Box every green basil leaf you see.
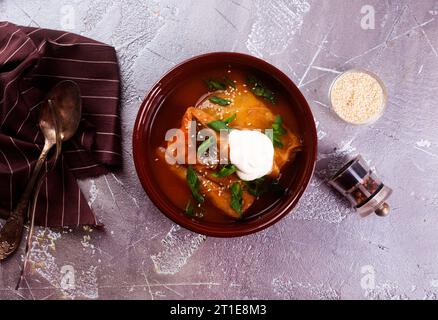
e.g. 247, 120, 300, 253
223, 113, 236, 124
224, 76, 236, 89
230, 182, 243, 215
273, 137, 284, 148
262, 89, 276, 104
252, 86, 265, 96
272, 115, 286, 134
197, 137, 215, 157
212, 164, 237, 178
245, 177, 284, 197
246, 75, 276, 104
209, 96, 231, 106
271, 115, 286, 148
244, 178, 267, 197
208, 120, 229, 132
186, 165, 204, 203
208, 114, 237, 132
246, 75, 257, 86
272, 124, 286, 135
205, 79, 226, 91
273, 115, 282, 125
205, 77, 237, 91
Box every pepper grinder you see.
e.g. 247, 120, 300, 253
329, 155, 392, 217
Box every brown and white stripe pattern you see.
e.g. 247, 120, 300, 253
0, 22, 121, 227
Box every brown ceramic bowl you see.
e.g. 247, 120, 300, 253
133, 52, 317, 237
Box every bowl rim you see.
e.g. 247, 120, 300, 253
132, 52, 317, 237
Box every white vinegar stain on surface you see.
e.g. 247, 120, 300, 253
246, 0, 310, 57
28, 229, 61, 286
423, 291, 438, 300
87, 179, 98, 207
364, 281, 408, 300
416, 139, 432, 148
430, 279, 438, 287
365, 283, 437, 300
272, 277, 340, 300
28, 228, 99, 299
292, 138, 358, 223
315, 120, 327, 141
292, 177, 350, 224
151, 225, 206, 275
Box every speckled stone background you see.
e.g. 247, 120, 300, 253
1, 0, 438, 300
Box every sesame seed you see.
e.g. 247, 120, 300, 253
331, 71, 385, 124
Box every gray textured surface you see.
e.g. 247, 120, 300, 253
1, 0, 438, 300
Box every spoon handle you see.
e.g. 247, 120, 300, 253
0, 142, 52, 260
17, 160, 50, 289
17, 130, 62, 288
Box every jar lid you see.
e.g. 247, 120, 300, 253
356, 185, 392, 217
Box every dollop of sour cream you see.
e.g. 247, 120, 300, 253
229, 130, 274, 181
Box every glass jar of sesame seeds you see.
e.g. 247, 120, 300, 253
329, 69, 388, 125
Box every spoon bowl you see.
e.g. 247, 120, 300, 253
46, 81, 82, 141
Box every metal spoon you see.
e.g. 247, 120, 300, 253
0, 80, 82, 260
15, 101, 62, 289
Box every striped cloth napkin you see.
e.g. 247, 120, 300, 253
0, 22, 122, 227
